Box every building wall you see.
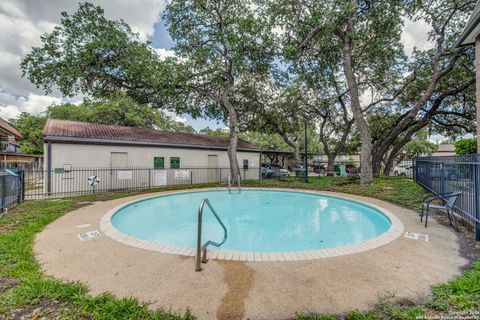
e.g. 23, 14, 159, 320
44, 142, 261, 194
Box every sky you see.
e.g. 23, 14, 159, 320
0, 0, 435, 133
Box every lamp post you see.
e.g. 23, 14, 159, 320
304, 116, 308, 183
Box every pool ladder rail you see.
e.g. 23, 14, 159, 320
227, 174, 241, 194
196, 198, 228, 271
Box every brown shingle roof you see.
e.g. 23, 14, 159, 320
43, 119, 260, 151
0, 117, 22, 139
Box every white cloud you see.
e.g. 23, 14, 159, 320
174, 115, 187, 123
401, 18, 433, 56
0, 0, 168, 120
0, 92, 62, 119
153, 47, 176, 60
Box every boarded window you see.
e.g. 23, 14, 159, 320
110, 152, 127, 167
170, 157, 180, 169
154, 157, 164, 169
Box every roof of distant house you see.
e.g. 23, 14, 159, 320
455, 1, 480, 47
0, 117, 22, 139
43, 119, 261, 152
436, 144, 455, 153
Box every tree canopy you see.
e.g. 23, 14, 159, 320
20, 1, 477, 179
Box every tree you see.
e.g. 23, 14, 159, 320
163, 0, 273, 185
47, 94, 195, 131
21, 3, 174, 106
455, 139, 477, 155
9, 113, 46, 154
22, 2, 272, 185
398, 130, 437, 163
269, 0, 475, 184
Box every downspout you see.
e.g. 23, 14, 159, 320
47, 141, 52, 195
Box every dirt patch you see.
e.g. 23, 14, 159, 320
0, 277, 20, 293
5, 297, 73, 320
216, 261, 255, 320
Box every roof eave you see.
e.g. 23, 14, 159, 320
455, 12, 480, 48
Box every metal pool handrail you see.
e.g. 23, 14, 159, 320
196, 198, 228, 271
227, 174, 241, 194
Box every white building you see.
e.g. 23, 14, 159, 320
43, 119, 261, 194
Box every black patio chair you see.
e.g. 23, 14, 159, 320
420, 191, 462, 231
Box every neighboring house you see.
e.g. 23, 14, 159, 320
0, 117, 21, 153
43, 119, 261, 193
455, 1, 480, 152
0, 117, 43, 168
432, 144, 456, 157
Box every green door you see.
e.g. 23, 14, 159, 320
154, 157, 164, 169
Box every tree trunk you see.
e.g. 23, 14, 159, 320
293, 143, 301, 167
339, 14, 373, 184
372, 155, 383, 177
224, 101, 241, 186
327, 154, 335, 171
280, 133, 301, 167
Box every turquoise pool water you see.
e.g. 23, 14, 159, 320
111, 190, 391, 252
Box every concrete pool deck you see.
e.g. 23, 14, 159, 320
35, 188, 473, 319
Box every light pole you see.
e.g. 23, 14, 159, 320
304, 116, 308, 183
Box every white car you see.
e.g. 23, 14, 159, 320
280, 168, 291, 177
393, 163, 413, 176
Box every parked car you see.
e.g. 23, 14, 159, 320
393, 163, 413, 176
280, 168, 291, 177
261, 163, 282, 178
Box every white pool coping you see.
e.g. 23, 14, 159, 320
100, 188, 404, 262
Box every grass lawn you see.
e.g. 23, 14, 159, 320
0, 178, 479, 319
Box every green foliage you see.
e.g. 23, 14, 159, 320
402, 130, 437, 157
47, 94, 194, 132
198, 127, 229, 137
455, 139, 477, 155
9, 113, 46, 154
21, 2, 175, 107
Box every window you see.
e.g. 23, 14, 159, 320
170, 157, 180, 169
154, 157, 164, 169
243, 159, 249, 170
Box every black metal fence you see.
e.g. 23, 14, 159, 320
0, 170, 24, 216
308, 160, 414, 178
23, 166, 262, 199
414, 155, 480, 240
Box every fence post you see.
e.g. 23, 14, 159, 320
440, 161, 445, 194
148, 169, 152, 189
18, 170, 24, 203
412, 158, 416, 182
474, 163, 480, 241
0, 175, 4, 214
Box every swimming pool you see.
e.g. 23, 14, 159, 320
101, 189, 403, 260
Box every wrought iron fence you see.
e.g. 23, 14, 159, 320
414, 155, 480, 239
0, 170, 23, 215
305, 160, 414, 179
23, 166, 262, 199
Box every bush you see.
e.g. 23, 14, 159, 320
454, 139, 477, 155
